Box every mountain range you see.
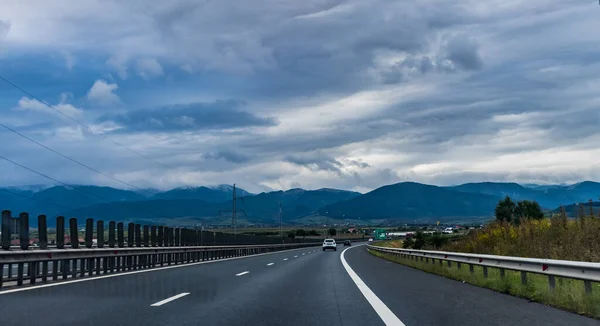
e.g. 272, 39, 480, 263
2, 181, 600, 225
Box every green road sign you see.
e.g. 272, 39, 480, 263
374, 229, 386, 240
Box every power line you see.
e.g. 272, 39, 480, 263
0, 75, 192, 176
0, 154, 119, 204
0, 122, 168, 199
0, 154, 174, 222
0, 188, 74, 211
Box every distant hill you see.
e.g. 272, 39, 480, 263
1, 185, 146, 218
319, 182, 499, 220
0, 187, 38, 215
554, 181, 600, 202
62, 199, 221, 225
448, 181, 600, 209
233, 188, 361, 222
54, 187, 360, 225
552, 201, 600, 217
152, 185, 252, 202
447, 182, 556, 208
6, 181, 600, 226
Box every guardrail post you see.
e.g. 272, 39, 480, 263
108, 221, 116, 248
158, 226, 164, 247
151, 226, 157, 247
85, 218, 93, 248
56, 216, 65, 249
548, 275, 556, 291
127, 223, 134, 247
483, 266, 488, 278
97, 221, 104, 248
143, 225, 149, 247
469, 264, 474, 274
499, 268, 505, 278
38, 215, 48, 249
135, 224, 141, 247
19, 212, 29, 250
164, 227, 170, 247
175, 228, 180, 246
585, 280, 592, 294
521, 271, 527, 285
1, 210, 10, 250
117, 222, 124, 248
169, 228, 174, 247
164, 227, 169, 247
69, 218, 78, 249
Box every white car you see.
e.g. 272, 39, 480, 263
322, 238, 337, 251
368, 238, 373, 242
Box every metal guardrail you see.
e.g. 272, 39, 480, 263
1, 210, 318, 251
367, 244, 600, 294
0, 243, 320, 289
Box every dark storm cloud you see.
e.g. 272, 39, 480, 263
443, 34, 483, 71
380, 33, 483, 84
348, 160, 370, 169
97, 100, 277, 132
284, 152, 344, 174
202, 150, 250, 164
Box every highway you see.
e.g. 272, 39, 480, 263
0, 244, 598, 326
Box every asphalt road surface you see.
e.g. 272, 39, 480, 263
0, 244, 598, 326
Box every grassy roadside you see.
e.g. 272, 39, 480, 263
368, 249, 600, 319
375, 240, 403, 248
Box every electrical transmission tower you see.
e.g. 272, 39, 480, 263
218, 184, 246, 238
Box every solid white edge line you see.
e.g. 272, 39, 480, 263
267, 263, 274, 266
150, 292, 190, 307
0, 245, 319, 295
340, 246, 405, 326
236, 271, 250, 276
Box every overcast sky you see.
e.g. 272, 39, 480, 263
0, 0, 599, 193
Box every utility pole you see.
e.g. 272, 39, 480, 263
279, 202, 283, 238
232, 183, 237, 237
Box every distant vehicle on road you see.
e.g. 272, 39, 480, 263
368, 238, 373, 242
322, 238, 337, 251
343, 240, 352, 246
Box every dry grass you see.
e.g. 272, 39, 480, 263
442, 216, 600, 262
377, 239, 403, 248
369, 250, 600, 319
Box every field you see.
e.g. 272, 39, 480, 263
442, 216, 600, 262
